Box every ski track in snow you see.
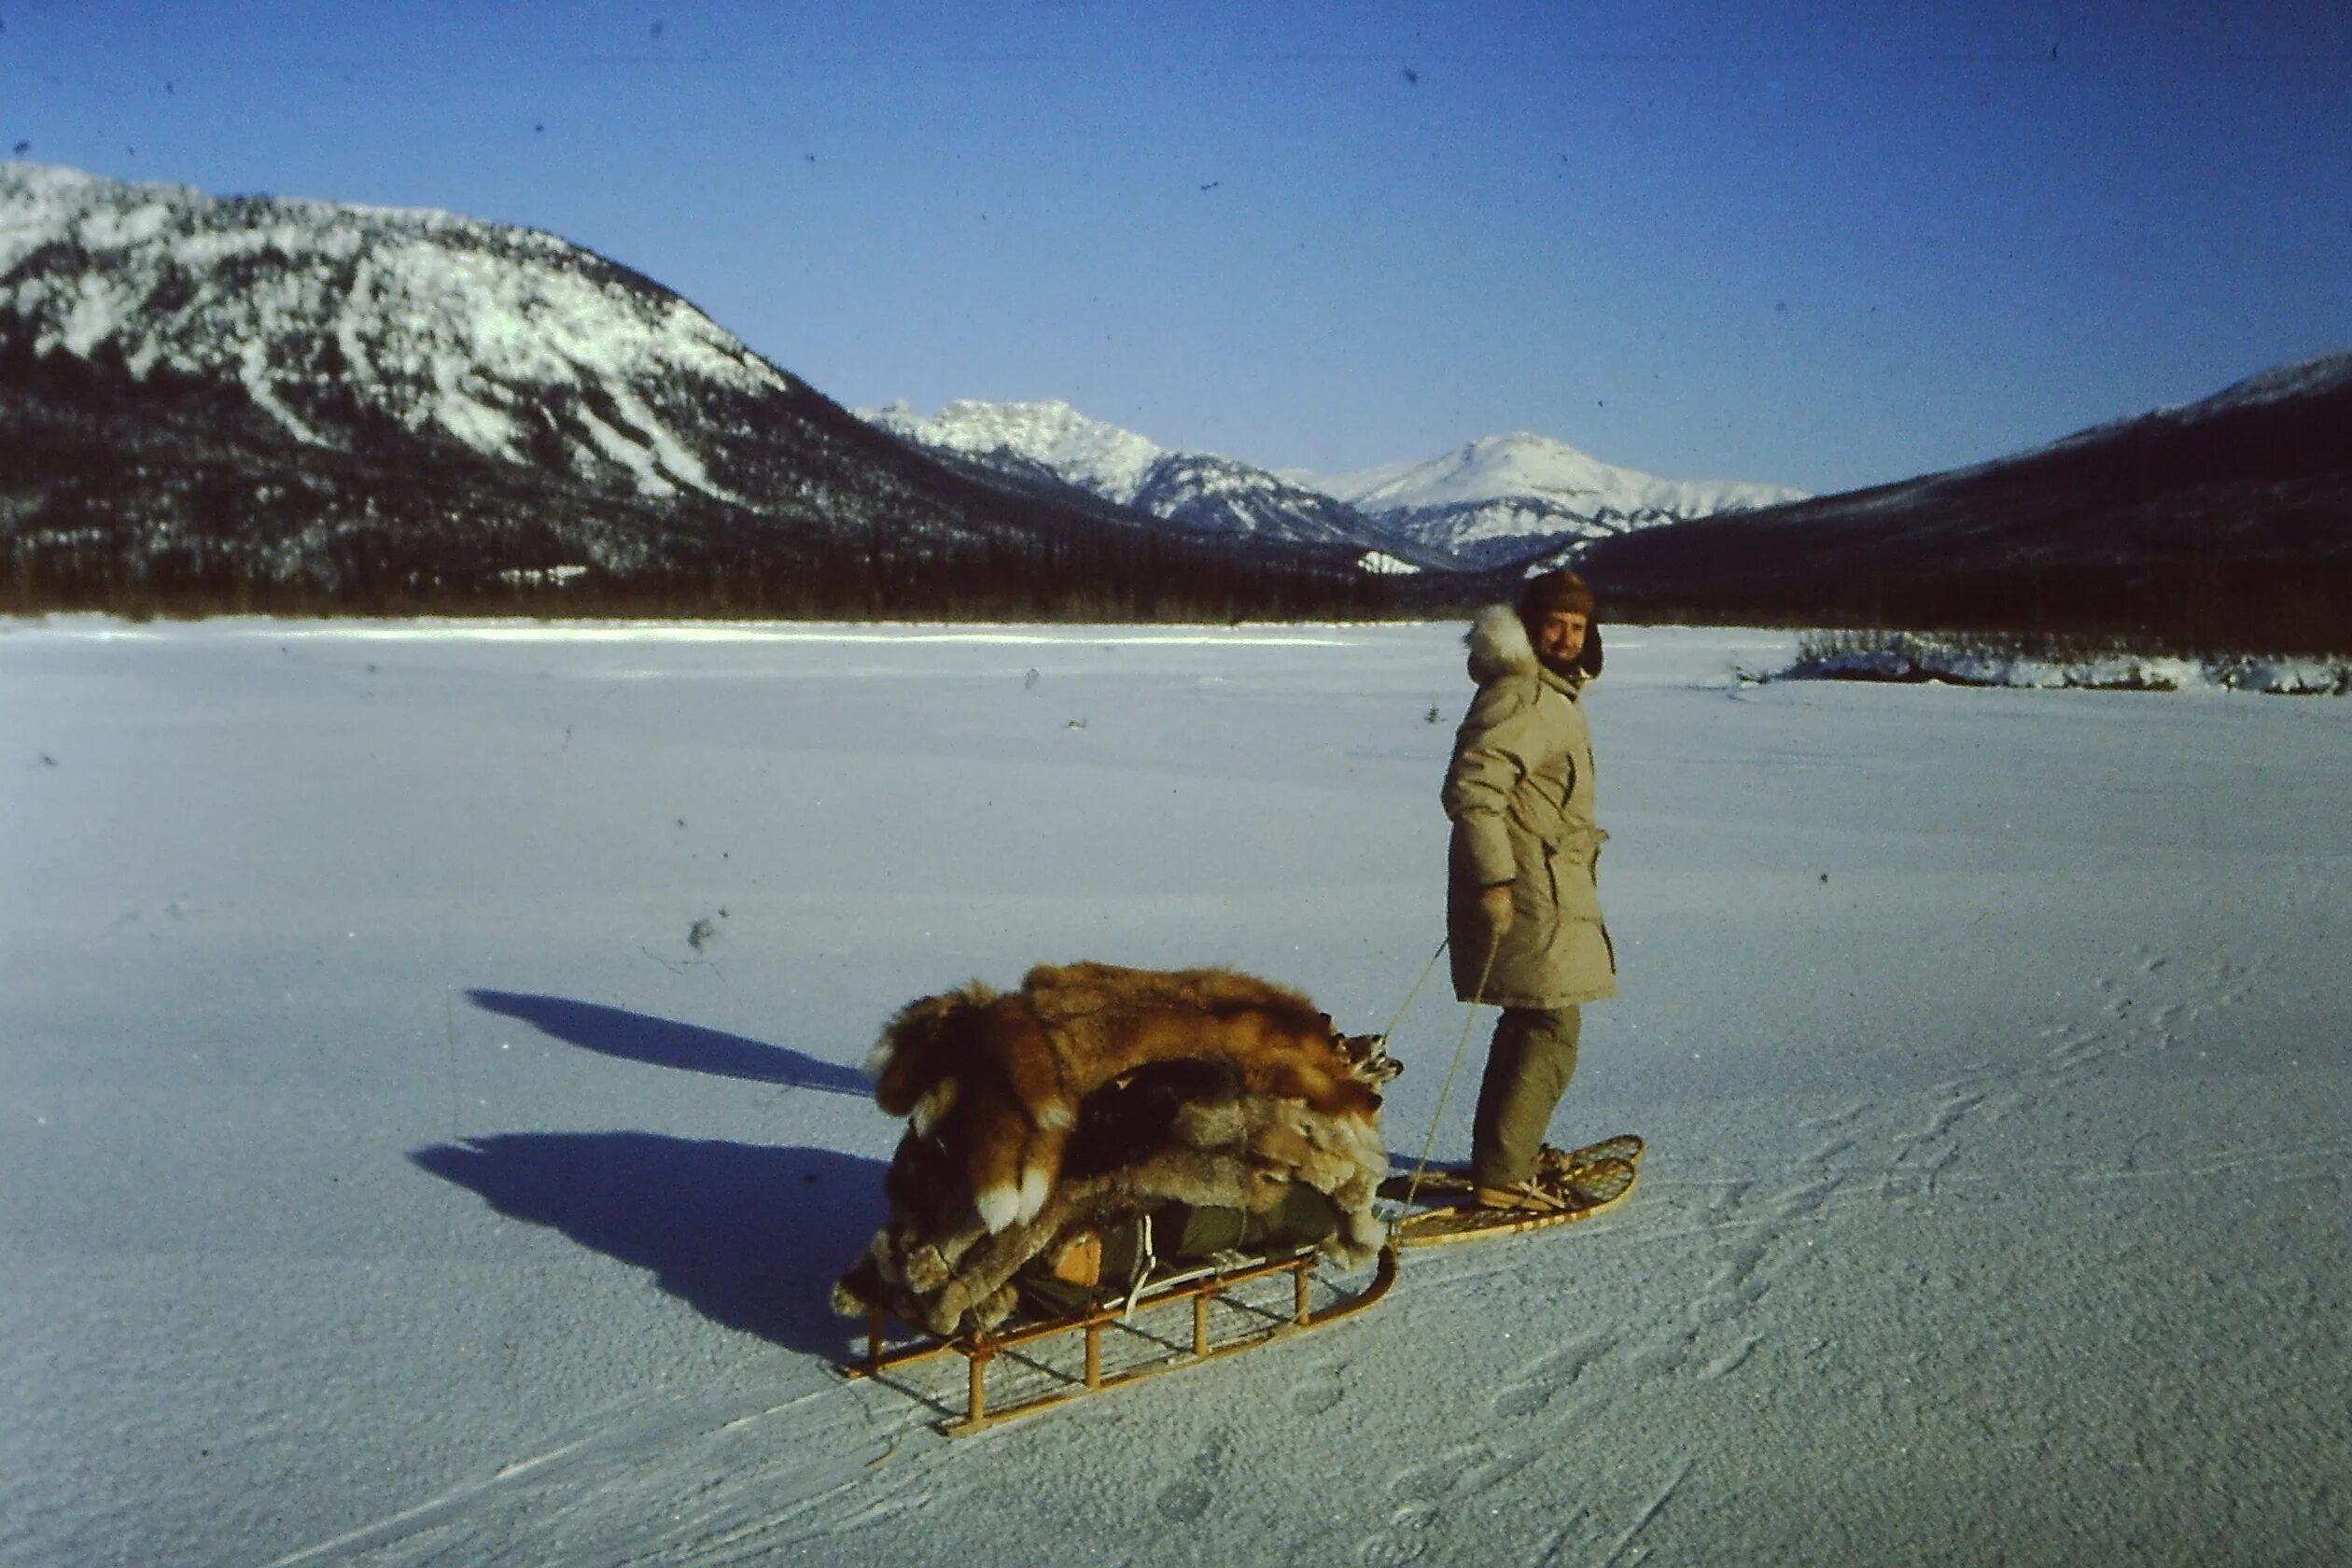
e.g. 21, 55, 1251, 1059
259, 1379, 958, 1567
1339, 901, 2345, 1568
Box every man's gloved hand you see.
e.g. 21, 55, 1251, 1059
1479, 884, 1515, 948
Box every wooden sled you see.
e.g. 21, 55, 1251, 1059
839, 1241, 1400, 1435
1380, 1133, 1645, 1250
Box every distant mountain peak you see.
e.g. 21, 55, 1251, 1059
1302, 429, 1807, 568
1331, 429, 1803, 512
863, 395, 1808, 570
859, 396, 1444, 562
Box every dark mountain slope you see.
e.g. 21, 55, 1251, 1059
1578, 356, 2352, 649
0, 164, 1379, 619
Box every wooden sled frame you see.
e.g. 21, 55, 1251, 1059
840, 1241, 1401, 1435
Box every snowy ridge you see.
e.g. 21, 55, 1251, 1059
1949, 347, 2352, 483
863, 398, 1167, 498
862, 399, 1805, 570
1575, 348, 2351, 648
861, 397, 1442, 564
2166, 349, 2352, 422
0, 161, 784, 502
1810, 345, 2352, 523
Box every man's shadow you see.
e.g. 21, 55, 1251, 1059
468, 990, 871, 1095
412, 1134, 887, 1359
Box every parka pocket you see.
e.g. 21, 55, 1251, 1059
1494, 858, 1553, 962
1547, 841, 1605, 922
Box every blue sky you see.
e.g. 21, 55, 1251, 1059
6, 0, 2348, 493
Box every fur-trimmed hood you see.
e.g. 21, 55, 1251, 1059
1465, 603, 1587, 693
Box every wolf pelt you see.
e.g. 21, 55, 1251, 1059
834, 962, 1393, 1337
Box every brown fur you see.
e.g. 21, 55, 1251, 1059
1021, 961, 1384, 1124
837, 961, 1393, 1336
867, 983, 1077, 1238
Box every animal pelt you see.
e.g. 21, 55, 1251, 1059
834, 962, 1393, 1337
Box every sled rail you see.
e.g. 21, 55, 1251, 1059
840, 1241, 1399, 1435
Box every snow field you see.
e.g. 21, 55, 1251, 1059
2, 618, 2345, 1567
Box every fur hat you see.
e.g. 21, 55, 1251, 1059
1469, 571, 1603, 681
1515, 568, 1596, 628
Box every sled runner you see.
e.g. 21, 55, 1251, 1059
839, 1240, 1399, 1435
1379, 1133, 1645, 1249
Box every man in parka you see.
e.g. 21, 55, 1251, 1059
1442, 569, 1615, 1211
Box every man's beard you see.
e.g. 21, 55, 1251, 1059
1534, 645, 1584, 679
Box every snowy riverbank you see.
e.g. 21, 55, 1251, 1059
5, 617, 2345, 1566
1774, 628, 2352, 694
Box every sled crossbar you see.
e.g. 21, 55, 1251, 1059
839, 1242, 1399, 1435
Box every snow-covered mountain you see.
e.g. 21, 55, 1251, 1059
862, 399, 1162, 497
0, 162, 803, 506
860, 398, 1445, 567
865, 399, 1806, 572
0, 162, 1372, 613
1311, 432, 1810, 570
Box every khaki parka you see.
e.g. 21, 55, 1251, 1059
1443, 605, 1617, 1009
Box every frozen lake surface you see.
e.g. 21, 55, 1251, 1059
4, 616, 2346, 1566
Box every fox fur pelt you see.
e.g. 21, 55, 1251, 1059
834, 961, 1393, 1337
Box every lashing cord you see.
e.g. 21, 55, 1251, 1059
1385, 933, 1501, 1218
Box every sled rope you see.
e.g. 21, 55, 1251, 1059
1375, 937, 1450, 1048
1396, 934, 1501, 1216
1118, 1211, 1158, 1322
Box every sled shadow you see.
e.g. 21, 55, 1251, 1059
468, 990, 870, 1096
411, 1133, 887, 1358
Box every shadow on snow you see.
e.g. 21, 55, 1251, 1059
467, 989, 872, 1096
427, 998, 887, 1355
411, 1133, 888, 1359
